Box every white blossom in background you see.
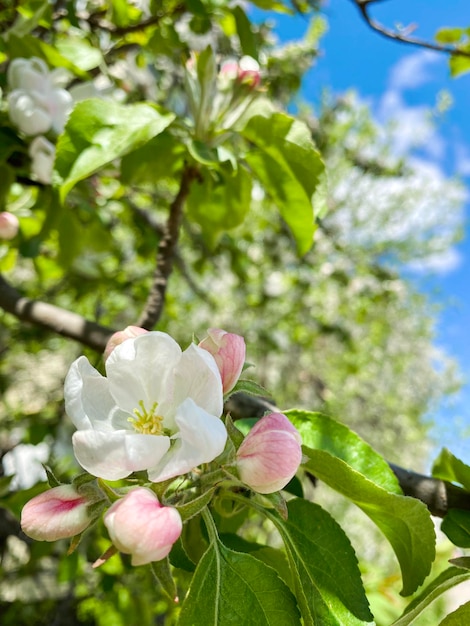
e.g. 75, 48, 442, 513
28, 136, 56, 184
65, 331, 227, 482
2, 442, 49, 489
7, 57, 73, 136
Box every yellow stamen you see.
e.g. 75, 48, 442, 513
128, 400, 164, 435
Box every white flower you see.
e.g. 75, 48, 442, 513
7, 57, 73, 135
64, 331, 227, 482
29, 136, 55, 184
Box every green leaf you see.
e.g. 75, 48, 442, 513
432, 448, 470, 490
392, 565, 470, 626
287, 410, 402, 493
287, 411, 435, 595
233, 6, 258, 59
55, 37, 103, 72
450, 53, 470, 77
120, 131, 186, 185
169, 537, 196, 572
439, 601, 470, 625
176, 488, 216, 522
435, 27, 465, 44
186, 166, 252, 248
441, 509, 470, 547
179, 537, 301, 626
229, 378, 270, 399
241, 112, 324, 255
5, 0, 51, 38
55, 99, 175, 201
219, 533, 293, 590
150, 558, 177, 603
5, 34, 87, 78
449, 556, 470, 569
266, 498, 372, 625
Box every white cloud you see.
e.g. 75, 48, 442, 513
455, 143, 470, 177
388, 50, 442, 91
407, 248, 463, 275
378, 89, 445, 159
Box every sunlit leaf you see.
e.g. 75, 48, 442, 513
432, 447, 470, 490
266, 498, 373, 625
55, 99, 175, 201
179, 537, 301, 625
392, 565, 470, 625
241, 111, 324, 255
287, 411, 436, 595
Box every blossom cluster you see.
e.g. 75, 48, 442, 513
6, 57, 73, 184
21, 328, 302, 567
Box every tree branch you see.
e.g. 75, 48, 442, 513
352, 0, 470, 58
389, 463, 470, 518
0, 273, 113, 352
137, 165, 198, 329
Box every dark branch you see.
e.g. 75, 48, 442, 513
352, 0, 470, 58
0, 273, 114, 352
389, 463, 470, 518
78, 4, 185, 37
137, 165, 198, 329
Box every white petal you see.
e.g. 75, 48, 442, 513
173, 344, 223, 417
106, 332, 182, 414
148, 398, 227, 482
72, 430, 170, 480
64, 356, 126, 431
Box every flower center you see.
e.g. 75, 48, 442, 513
128, 400, 164, 435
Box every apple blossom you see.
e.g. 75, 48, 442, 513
236, 412, 302, 494
7, 57, 73, 136
0, 212, 19, 240
103, 325, 149, 361
198, 328, 245, 394
29, 136, 56, 184
65, 331, 227, 482
220, 56, 261, 89
103, 487, 182, 565
21, 484, 94, 541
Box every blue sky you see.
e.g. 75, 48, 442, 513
263, 0, 470, 460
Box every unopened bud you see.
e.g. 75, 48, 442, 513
199, 328, 245, 393
21, 484, 94, 541
103, 487, 182, 566
103, 326, 149, 361
236, 413, 302, 494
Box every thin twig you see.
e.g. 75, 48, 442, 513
0, 273, 114, 351
137, 165, 198, 329
352, 0, 470, 58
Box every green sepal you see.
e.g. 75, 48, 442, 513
150, 557, 178, 603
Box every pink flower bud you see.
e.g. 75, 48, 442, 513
198, 328, 245, 394
219, 57, 261, 89
237, 56, 261, 88
103, 487, 182, 566
0, 212, 19, 240
103, 326, 148, 361
21, 484, 93, 541
236, 413, 302, 494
